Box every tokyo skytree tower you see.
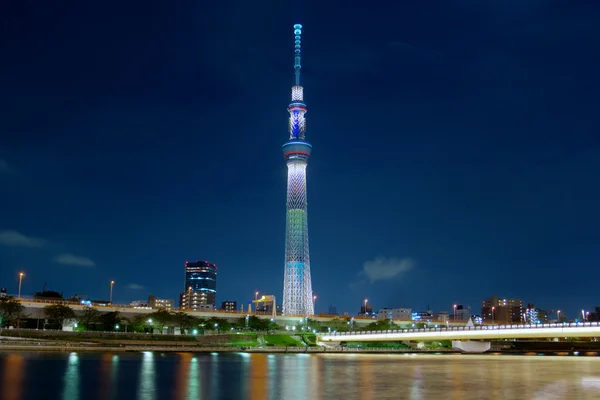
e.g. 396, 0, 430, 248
282, 24, 314, 316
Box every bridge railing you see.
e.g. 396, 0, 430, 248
325, 321, 600, 336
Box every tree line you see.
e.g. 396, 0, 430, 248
1, 296, 419, 334
0, 298, 279, 333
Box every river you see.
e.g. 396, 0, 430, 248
1, 351, 600, 399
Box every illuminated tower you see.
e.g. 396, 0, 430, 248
282, 24, 314, 316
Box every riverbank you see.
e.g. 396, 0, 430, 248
0, 343, 460, 354
2, 344, 600, 356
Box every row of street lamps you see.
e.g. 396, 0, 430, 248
13, 271, 116, 305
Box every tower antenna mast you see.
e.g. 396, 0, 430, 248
294, 24, 302, 86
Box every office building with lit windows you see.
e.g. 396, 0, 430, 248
149, 296, 174, 310
481, 296, 523, 324
221, 301, 237, 312
179, 260, 217, 310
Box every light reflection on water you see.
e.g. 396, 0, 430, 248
62, 353, 79, 400
0, 352, 600, 399
138, 352, 155, 400
1, 353, 24, 400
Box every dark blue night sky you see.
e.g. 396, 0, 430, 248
1, 1, 599, 318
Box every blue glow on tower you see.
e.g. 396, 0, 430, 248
282, 24, 314, 316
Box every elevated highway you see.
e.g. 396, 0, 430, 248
13, 299, 370, 327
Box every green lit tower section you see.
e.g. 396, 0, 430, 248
282, 24, 313, 316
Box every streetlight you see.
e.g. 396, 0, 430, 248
18, 272, 24, 299
491, 306, 495, 325
255, 291, 259, 313
557, 310, 561, 323
313, 295, 317, 313
364, 299, 368, 316
453, 304, 457, 321
109, 281, 115, 305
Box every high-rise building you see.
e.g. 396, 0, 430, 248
328, 305, 338, 316
221, 301, 237, 313
481, 296, 523, 324
282, 24, 314, 316
180, 260, 217, 310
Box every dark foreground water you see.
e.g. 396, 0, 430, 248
1, 351, 600, 399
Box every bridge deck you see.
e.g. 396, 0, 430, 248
319, 322, 600, 341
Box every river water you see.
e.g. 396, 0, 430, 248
1, 351, 600, 399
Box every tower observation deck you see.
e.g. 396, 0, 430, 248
282, 24, 314, 316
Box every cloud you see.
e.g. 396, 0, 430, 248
348, 280, 367, 289
0, 230, 46, 247
126, 283, 145, 290
361, 256, 414, 283
53, 253, 96, 267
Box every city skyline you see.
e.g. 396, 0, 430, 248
1, 2, 599, 317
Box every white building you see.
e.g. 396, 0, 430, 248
130, 300, 151, 309
151, 298, 174, 310
456, 307, 472, 321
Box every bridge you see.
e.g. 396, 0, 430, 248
318, 322, 600, 352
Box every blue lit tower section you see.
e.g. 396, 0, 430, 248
282, 24, 314, 316
182, 261, 217, 310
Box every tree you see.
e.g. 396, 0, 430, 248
323, 317, 353, 333
78, 307, 102, 331
171, 312, 200, 334
247, 316, 270, 331
44, 304, 76, 329
0, 297, 25, 327
205, 317, 231, 332
234, 316, 272, 331
268, 321, 281, 331
100, 311, 122, 331
361, 320, 397, 331
147, 309, 173, 333
296, 318, 322, 333
130, 314, 151, 333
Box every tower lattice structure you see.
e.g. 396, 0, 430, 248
282, 24, 314, 316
